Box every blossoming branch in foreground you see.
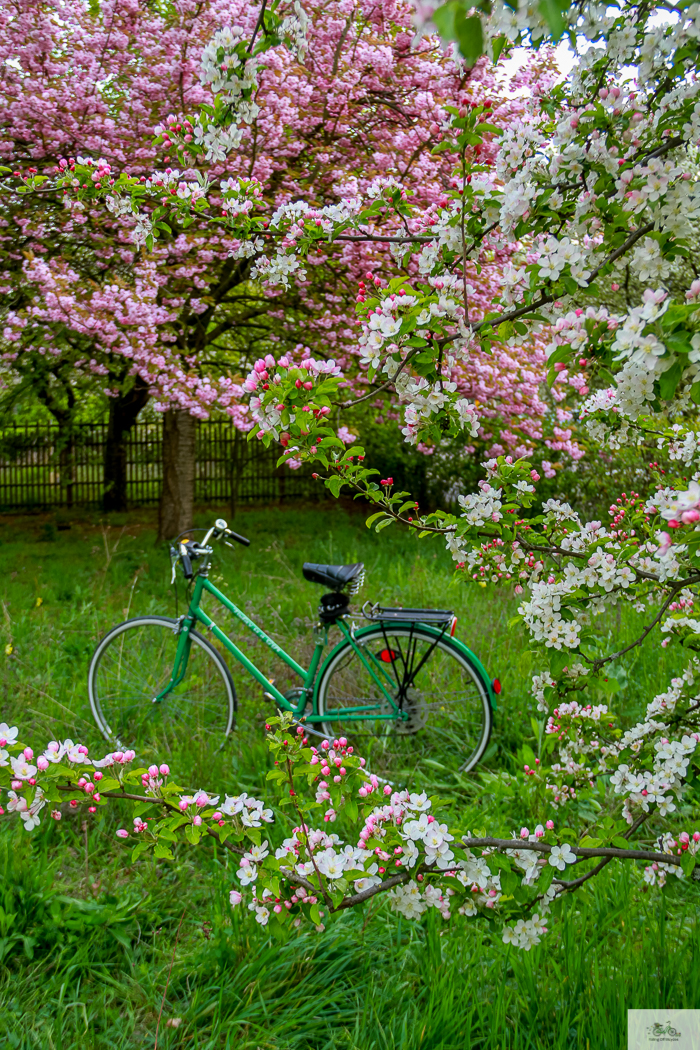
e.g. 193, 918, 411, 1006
1, 715, 697, 949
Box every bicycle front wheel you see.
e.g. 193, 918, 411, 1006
88, 616, 236, 750
315, 625, 492, 785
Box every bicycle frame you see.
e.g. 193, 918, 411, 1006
157, 574, 405, 725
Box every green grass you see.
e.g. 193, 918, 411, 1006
1, 503, 699, 1049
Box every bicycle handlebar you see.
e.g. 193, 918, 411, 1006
171, 519, 250, 583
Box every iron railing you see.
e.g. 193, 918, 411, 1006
0, 421, 324, 510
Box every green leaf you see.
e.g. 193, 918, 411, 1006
538, 0, 566, 38
309, 903, 321, 926
131, 840, 154, 862
537, 864, 556, 893
365, 512, 386, 528
185, 824, 202, 846
664, 332, 693, 355
499, 869, 519, 895
657, 360, 683, 401
455, 13, 485, 65
580, 836, 603, 848
326, 475, 343, 498
681, 851, 696, 877
611, 836, 629, 850
154, 843, 174, 860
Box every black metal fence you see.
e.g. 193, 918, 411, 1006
0, 421, 324, 510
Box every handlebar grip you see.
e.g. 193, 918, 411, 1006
228, 530, 250, 547
181, 553, 194, 579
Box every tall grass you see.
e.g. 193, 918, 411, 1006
1, 504, 698, 1049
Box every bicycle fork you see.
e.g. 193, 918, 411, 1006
152, 615, 194, 703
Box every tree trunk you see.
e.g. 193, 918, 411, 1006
58, 434, 74, 507
103, 377, 150, 512
157, 409, 196, 542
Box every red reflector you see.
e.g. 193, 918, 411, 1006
492, 678, 502, 694
450, 616, 457, 637
379, 649, 397, 663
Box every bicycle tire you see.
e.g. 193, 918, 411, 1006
315, 625, 492, 784
88, 615, 236, 750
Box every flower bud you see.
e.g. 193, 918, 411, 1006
116, 829, 129, 838
160, 764, 170, 776
23, 747, 33, 760
37, 756, 49, 771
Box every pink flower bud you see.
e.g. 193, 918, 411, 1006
37, 756, 49, 771
51, 810, 61, 821
179, 800, 188, 811
124, 750, 135, 762
23, 747, 33, 760
85, 782, 95, 794
78, 745, 88, 755
94, 771, 103, 781
273, 904, 282, 914
11, 779, 22, 790
383, 785, 391, 795
159, 764, 170, 776
333, 775, 341, 784
93, 793, 101, 802
212, 812, 222, 821
546, 820, 554, 830
116, 829, 129, 838
78, 777, 87, 787
88, 806, 97, 813
192, 814, 202, 826
520, 827, 529, 839
148, 764, 159, 777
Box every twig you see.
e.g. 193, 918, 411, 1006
154, 908, 186, 1050
459, 835, 684, 867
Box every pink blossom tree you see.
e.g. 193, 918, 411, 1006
0, 0, 552, 535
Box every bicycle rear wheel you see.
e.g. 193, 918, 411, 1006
88, 616, 236, 750
315, 625, 492, 785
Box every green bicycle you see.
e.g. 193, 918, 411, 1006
87, 518, 499, 781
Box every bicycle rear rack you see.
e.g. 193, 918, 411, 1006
361, 601, 454, 626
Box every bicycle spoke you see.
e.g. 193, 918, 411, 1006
90, 619, 234, 749
318, 627, 491, 783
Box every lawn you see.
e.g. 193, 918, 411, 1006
1, 503, 699, 1049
